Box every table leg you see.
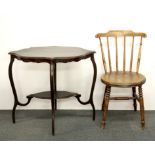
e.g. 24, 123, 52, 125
8, 56, 18, 123
90, 55, 97, 120
50, 62, 56, 135
76, 55, 97, 120
8, 56, 32, 123
54, 63, 57, 110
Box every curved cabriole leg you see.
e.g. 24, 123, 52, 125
50, 62, 56, 135
101, 86, 111, 129
9, 56, 33, 123
9, 56, 18, 123
75, 55, 97, 120
89, 55, 97, 120
138, 85, 145, 128
132, 87, 137, 111
102, 86, 107, 111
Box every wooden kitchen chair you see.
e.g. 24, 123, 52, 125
95, 30, 147, 128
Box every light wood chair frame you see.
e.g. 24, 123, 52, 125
95, 30, 147, 128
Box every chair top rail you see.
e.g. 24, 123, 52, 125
95, 30, 147, 38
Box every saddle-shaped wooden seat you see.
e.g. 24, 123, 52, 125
101, 71, 146, 87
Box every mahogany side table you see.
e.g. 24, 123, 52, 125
8, 46, 97, 135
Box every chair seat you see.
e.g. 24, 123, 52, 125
101, 71, 146, 87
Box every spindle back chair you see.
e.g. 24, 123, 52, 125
95, 30, 147, 128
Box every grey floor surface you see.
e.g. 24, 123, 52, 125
0, 110, 155, 141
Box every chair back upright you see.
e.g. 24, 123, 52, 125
95, 30, 147, 73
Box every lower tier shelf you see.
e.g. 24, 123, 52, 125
27, 91, 81, 99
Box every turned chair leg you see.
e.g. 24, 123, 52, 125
138, 85, 145, 128
101, 86, 111, 129
132, 87, 137, 111
102, 86, 107, 111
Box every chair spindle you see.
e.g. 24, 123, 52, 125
130, 36, 135, 72
115, 36, 118, 72
136, 37, 143, 73
123, 36, 126, 72
107, 37, 112, 72
99, 37, 107, 73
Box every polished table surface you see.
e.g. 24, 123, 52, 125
9, 46, 95, 62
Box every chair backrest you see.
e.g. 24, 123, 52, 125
95, 30, 147, 73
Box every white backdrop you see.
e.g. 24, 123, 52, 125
0, 0, 154, 110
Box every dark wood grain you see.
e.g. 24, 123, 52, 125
9, 46, 95, 63
8, 46, 97, 135
27, 91, 81, 99
132, 87, 137, 111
